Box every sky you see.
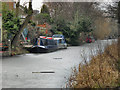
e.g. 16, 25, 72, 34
12, 0, 118, 11
19, 0, 43, 11
18, 0, 113, 11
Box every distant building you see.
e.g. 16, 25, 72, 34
8, 2, 16, 10
3, 0, 16, 11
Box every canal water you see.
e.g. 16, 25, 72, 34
2, 40, 115, 88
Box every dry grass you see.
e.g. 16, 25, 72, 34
68, 42, 119, 88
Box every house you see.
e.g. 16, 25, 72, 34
3, 0, 16, 11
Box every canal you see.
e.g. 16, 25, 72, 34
2, 40, 115, 88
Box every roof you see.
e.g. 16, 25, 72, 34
53, 38, 63, 40
47, 37, 53, 40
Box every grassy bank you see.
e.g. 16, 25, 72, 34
68, 42, 119, 88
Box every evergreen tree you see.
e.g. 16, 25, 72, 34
36, 4, 51, 24
41, 4, 50, 14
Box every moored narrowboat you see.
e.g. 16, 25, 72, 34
30, 36, 58, 53
52, 34, 67, 49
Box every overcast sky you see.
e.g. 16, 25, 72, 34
19, 0, 43, 11
15, 0, 118, 11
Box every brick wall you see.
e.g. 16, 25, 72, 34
5, 2, 15, 10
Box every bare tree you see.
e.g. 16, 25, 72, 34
16, 0, 20, 17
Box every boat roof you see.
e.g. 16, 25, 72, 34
53, 34, 63, 36
52, 34, 64, 38
40, 36, 46, 39
53, 38, 63, 40
47, 37, 53, 40
39, 36, 53, 40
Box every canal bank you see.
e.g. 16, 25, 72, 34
68, 42, 119, 88
2, 47, 28, 57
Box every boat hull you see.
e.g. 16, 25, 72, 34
30, 46, 58, 53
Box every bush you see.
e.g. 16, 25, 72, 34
51, 16, 93, 46
2, 9, 20, 41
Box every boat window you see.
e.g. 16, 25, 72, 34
62, 39, 65, 44
44, 39, 48, 46
33, 38, 38, 45
53, 35, 63, 38
55, 42, 57, 45
40, 39, 43, 46
47, 39, 51, 45
41, 38, 47, 46
54, 40, 58, 45
59, 39, 62, 43
47, 39, 56, 45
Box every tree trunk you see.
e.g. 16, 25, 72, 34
16, 0, 20, 17
12, 15, 32, 46
118, 1, 120, 57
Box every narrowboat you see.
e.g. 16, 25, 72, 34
52, 34, 67, 49
30, 36, 58, 53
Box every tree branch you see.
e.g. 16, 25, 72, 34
12, 0, 33, 47
16, 0, 20, 17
